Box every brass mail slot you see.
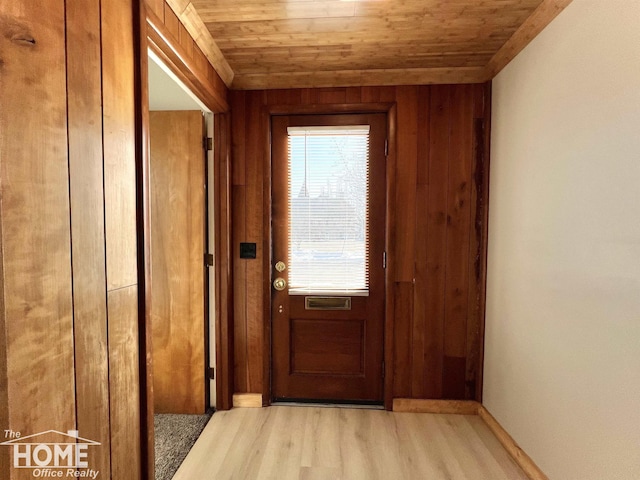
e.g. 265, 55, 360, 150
305, 296, 352, 310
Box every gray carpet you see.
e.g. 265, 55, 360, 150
154, 412, 212, 480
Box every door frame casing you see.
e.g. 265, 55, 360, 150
137, 3, 233, 477
263, 103, 398, 410
142, 3, 233, 413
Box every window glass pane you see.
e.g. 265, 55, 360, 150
287, 125, 370, 294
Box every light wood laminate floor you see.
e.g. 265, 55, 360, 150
172, 406, 528, 480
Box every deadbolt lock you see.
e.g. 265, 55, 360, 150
275, 261, 286, 272
273, 277, 287, 291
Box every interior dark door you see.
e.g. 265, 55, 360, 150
271, 113, 386, 403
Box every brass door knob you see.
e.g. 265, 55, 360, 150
275, 261, 286, 272
273, 277, 287, 291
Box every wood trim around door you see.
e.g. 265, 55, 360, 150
145, 8, 228, 112
262, 103, 397, 410
138, 5, 233, 477
134, 1, 152, 477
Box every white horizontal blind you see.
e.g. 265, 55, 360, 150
287, 125, 370, 295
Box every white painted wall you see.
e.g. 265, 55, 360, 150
148, 52, 203, 111
484, 1, 640, 479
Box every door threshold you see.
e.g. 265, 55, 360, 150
272, 400, 384, 410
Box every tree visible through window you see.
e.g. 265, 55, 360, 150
287, 125, 370, 294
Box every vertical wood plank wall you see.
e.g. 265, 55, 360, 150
66, 0, 111, 477
102, 0, 142, 477
0, 0, 141, 479
230, 84, 489, 401
0, 3, 76, 479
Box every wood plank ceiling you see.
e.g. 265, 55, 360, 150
168, 0, 572, 89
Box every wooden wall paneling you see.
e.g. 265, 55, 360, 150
392, 282, 414, 398
102, 0, 138, 291
391, 85, 417, 398
421, 84, 453, 399
416, 86, 431, 185
345, 87, 362, 104
412, 183, 429, 399
214, 112, 234, 410
378, 87, 398, 103
102, 0, 141, 476
394, 86, 418, 282
383, 102, 398, 409
146, 0, 165, 20
163, 2, 181, 40
65, 0, 111, 476
209, 65, 227, 98
359, 86, 397, 104
0, 5, 77, 480
411, 86, 430, 398
231, 90, 248, 393
300, 88, 318, 105
244, 90, 266, 394
233, 186, 249, 392
166, 0, 190, 15
179, 22, 195, 60
231, 90, 247, 185
463, 93, 481, 401
442, 85, 474, 399
315, 88, 348, 105
266, 89, 303, 106
150, 111, 206, 414
477, 83, 492, 402
360, 87, 382, 103
107, 286, 141, 480
231, 68, 487, 90
193, 46, 208, 77
228, 84, 489, 404
466, 82, 492, 401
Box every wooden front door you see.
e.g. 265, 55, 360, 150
150, 110, 207, 414
271, 113, 386, 403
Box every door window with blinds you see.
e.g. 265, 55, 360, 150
287, 125, 370, 295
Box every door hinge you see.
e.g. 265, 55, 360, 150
205, 253, 214, 267
384, 139, 388, 157
204, 137, 213, 151
382, 360, 385, 379
209, 367, 215, 380
382, 251, 387, 269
